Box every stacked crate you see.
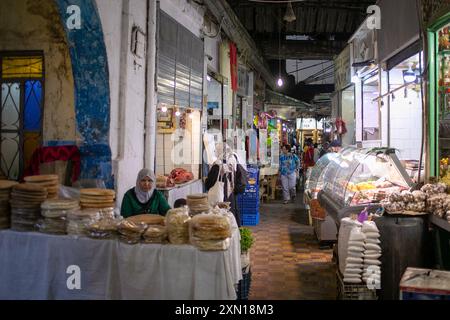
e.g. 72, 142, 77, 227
238, 166, 259, 226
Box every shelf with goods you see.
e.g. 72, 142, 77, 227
429, 14, 450, 178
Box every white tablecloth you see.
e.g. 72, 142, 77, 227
0, 227, 241, 300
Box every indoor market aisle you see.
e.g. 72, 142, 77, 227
248, 193, 337, 300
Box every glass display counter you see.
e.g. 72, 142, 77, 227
318, 147, 415, 224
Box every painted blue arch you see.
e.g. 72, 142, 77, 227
54, 0, 113, 188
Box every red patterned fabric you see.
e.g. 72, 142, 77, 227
229, 41, 238, 92
23, 146, 81, 182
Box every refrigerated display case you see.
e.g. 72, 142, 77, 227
318, 147, 415, 225
305, 152, 339, 201
305, 152, 339, 242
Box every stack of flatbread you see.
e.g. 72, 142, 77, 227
166, 208, 191, 244
37, 199, 79, 235
187, 194, 210, 215
66, 209, 100, 236
189, 213, 231, 251
127, 214, 167, 244
143, 225, 167, 244
80, 188, 115, 209
0, 180, 19, 229
117, 219, 147, 244
10, 183, 47, 231
24, 175, 59, 199
86, 217, 119, 239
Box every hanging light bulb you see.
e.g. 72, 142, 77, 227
175, 110, 181, 117
283, 1, 296, 23
403, 63, 416, 83
277, 77, 283, 87
161, 106, 168, 113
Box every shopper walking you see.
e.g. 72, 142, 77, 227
319, 141, 330, 158
313, 143, 320, 163
279, 144, 300, 204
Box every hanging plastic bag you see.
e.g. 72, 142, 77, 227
208, 168, 224, 207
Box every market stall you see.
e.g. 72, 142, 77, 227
0, 176, 242, 300
155, 105, 202, 204
156, 168, 203, 208
317, 147, 415, 226
427, 11, 450, 270
0, 226, 241, 300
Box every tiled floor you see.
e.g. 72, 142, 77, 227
248, 193, 337, 300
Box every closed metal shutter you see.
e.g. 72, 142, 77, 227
190, 36, 203, 109
157, 11, 176, 105
157, 10, 204, 109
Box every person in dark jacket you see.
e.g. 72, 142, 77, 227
205, 143, 247, 226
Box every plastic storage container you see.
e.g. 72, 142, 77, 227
375, 215, 432, 300
241, 212, 259, 226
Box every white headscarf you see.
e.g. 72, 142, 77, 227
134, 168, 156, 203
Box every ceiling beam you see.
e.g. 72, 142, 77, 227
227, 0, 375, 12
261, 40, 345, 60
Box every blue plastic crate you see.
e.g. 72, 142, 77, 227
246, 167, 259, 186
241, 212, 259, 226
243, 190, 259, 197
238, 193, 259, 201
244, 184, 259, 193
238, 200, 259, 209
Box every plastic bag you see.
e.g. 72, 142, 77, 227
166, 210, 191, 244
207, 169, 224, 207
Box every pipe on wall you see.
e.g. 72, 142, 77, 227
113, 0, 130, 169
144, 0, 158, 171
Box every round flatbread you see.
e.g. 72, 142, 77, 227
9, 199, 43, 208
41, 199, 79, 210
45, 186, 59, 192
24, 175, 59, 183
79, 196, 115, 203
126, 214, 165, 225
10, 192, 48, 201
80, 188, 115, 197
79, 197, 115, 204
27, 181, 58, 189
187, 193, 208, 200
80, 202, 115, 208
0, 180, 19, 190
13, 184, 47, 193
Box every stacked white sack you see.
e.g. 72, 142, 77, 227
361, 221, 382, 288
343, 227, 366, 284
338, 218, 363, 275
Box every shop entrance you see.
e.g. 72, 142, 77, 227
0, 53, 44, 180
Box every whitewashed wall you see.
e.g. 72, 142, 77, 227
97, 0, 148, 209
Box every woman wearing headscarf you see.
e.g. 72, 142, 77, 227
120, 168, 171, 218
205, 142, 248, 227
